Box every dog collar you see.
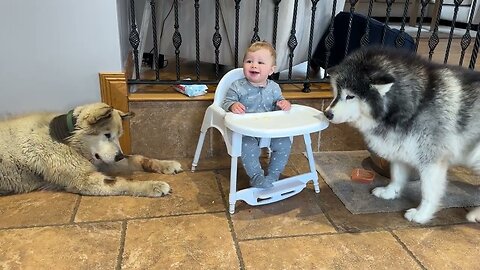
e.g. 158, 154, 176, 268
49, 109, 77, 143
65, 109, 76, 133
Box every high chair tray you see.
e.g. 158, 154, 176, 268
225, 104, 329, 138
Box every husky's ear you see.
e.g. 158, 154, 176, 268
85, 105, 113, 125
368, 71, 395, 96
119, 111, 135, 120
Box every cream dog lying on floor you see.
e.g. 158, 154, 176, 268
0, 102, 182, 197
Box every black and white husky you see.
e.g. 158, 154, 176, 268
324, 46, 480, 224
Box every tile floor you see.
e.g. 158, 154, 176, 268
0, 154, 479, 270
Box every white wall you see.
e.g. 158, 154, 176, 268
0, 0, 122, 116
116, 0, 131, 68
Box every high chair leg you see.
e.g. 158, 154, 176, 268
191, 131, 207, 172
229, 155, 239, 214
304, 133, 320, 193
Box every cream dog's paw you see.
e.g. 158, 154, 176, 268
146, 181, 171, 197
150, 160, 183, 174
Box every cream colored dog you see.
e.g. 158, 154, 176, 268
0, 103, 182, 197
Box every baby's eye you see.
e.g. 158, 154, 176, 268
346, 95, 355, 100
258, 61, 265, 65
245, 60, 252, 63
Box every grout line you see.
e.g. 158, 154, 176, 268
215, 172, 246, 270
239, 231, 352, 242
390, 231, 427, 270
0, 211, 227, 232
237, 227, 425, 242
291, 154, 341, 232
69, 195, 82, 223
71, 211, 226, 225
115, 221, 127, 270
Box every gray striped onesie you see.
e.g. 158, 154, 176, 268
222, 78, 292, 188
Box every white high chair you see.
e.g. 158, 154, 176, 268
191, 68, 329, 214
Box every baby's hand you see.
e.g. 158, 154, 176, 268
230, 102, 246, 114
276, 100, 291, 111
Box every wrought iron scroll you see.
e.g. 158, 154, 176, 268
444, 0, 463, 64
172, 0, 182, 80
303, 0, 320, 93
287, 0, 300, 79
360, 0, 374, 47
234, 0, 241, 67
344, 0, 359, 57
382, 0, 394, 45
150, 0, 160, 80
459, 0, 476, 66
194, 0, 200, 80
251, 0, 261, 43
129, 0, 140, 80
427, 0, 443, 60
323, 0, 338, 72
414, 0, 430, 51
213, 0, 222, 78
394, 0, 410, 48
469, 30, 480, 69
272, 0, 282, 49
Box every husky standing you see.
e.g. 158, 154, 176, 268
324, 46, 480, 224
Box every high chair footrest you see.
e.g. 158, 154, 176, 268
236, 179, 307, 206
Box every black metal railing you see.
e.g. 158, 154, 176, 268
126, 0, 480, 92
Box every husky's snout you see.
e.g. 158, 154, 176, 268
324, 109, 334, 121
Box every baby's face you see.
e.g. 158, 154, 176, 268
243, 48, 276, 87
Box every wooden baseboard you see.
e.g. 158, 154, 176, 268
99, 72, 131, 154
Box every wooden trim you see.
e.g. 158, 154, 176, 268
129, 92, 216, 101
128, 91, 332, 102
99, 73, 132, 154
99, 72, 332, 153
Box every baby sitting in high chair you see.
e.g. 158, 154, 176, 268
221, 41, 291, 188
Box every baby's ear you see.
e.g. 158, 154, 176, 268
269, 65, 277, 75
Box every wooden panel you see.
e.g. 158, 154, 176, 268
98, 73, 131, 154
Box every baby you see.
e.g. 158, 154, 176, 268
222, 41, 292, 188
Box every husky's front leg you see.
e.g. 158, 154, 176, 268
404, 162, 448, 224
67, 172, 170, 197
372, 161, 411, 199
105, 154, 183, 175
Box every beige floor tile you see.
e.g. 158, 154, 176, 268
216, 166, 335, 239
0, 191, 78, 228
75, 171, 224, 222
394, 224, 480, 269
317, 122, 367, 152
0, 222, 122, 270
289, 153, 316, 174
122, 213, 239, 269
239, 231, 421, 269
187, 156, 236, 172
231, 190, 336, 240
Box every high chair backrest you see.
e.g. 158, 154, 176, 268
213, 68, 245, 107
